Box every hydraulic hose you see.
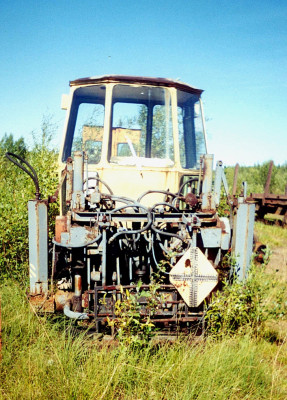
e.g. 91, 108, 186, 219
151, 202, 179, 213
177, 178, 198, 196
84, 176, 114, 195
137, 190, 177, 203
5, 152, 40, 199
151, 224, 187, 244
108, 208, 152, 244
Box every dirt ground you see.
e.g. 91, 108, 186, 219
268, 247, 287, 279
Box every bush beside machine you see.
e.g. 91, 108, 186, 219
7, 76, 255, 333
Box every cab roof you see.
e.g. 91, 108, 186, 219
70, 75, 203, 95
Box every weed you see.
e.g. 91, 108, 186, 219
106, 281, 161, 347
204, 262, 287, 340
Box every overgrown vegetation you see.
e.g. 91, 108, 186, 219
105, 280, 165, 347
224, 161, 287, 195
1, 125, 287, 398
205, 263, 287, 339
1, 279, 287, 399
0, 118, 59, 281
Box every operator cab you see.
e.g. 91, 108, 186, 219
60, 76, 207, 205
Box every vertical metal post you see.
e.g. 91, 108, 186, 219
201, 155, 215, 210
73, 151, 84, 192
28, 200, 48, 294
214, 161, 223, 207
232, 202, 255, 280
66, 157, 73, 205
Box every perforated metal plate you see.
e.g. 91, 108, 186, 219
169, 247, 218, 307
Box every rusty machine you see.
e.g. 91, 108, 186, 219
248, 161, 287, 227
7, 76, 255, 332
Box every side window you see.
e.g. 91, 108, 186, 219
178, 107, 186, 167
178, 96, 206, 169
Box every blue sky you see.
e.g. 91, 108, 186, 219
0, 0, 286, 166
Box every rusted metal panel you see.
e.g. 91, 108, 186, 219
201, 155, 216, 211
55, 216, 67, 242
29, 295, 55, 312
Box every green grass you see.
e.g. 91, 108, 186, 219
1, 222, 287, 399
254, 222, 287, 249
1, 280, 287, 399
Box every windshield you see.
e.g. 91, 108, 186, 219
62, 82, 206, 169
109, 84, 174, 167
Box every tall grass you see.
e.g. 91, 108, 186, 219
1, 130, 287, 399
1, 281, 287, 399
254, 222, 287, 249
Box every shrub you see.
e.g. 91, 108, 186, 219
204, 261, 287, 339
0, 119, 59, 282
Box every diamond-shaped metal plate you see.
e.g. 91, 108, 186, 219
169, 247, 218, 307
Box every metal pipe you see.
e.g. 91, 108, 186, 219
87, 253, 91, 289
63, 304, 89, 320
74, 275, 82, 297
73, 274, 83, 312
116, 258, 120, 285
84, 153, 89, 197
129, 257, 133, 283
102, 229, 107, 287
